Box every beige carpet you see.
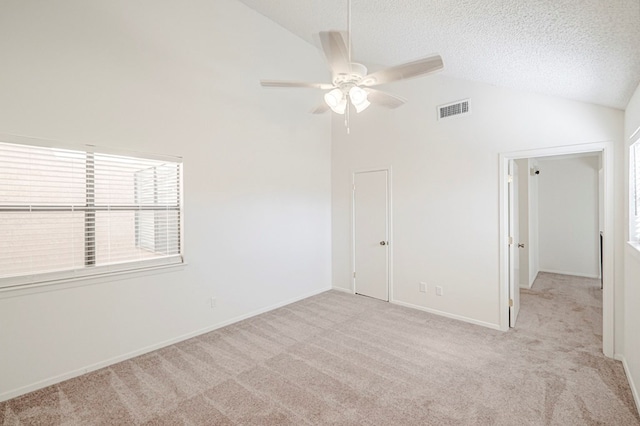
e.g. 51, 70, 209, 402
1, 272, 639, 425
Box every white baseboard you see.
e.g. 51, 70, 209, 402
538, 269, 600, 279
528, 270, 539, 288
332, 286, 353, 294
390, 299, 502, 331
615, 354, 640, 416
0, 286, 331, 403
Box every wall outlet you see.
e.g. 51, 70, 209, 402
419, 282, 427, 293
210, 297, 217, 308
435, 286, 443, 296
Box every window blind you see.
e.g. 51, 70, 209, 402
632, 141, 640, 243
0, 141, 183, 288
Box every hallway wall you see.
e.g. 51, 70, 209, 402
537, 155, 601, 278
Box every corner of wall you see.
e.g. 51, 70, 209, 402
617, 354, 640, 417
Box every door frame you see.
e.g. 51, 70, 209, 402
499, 142, 614, 358
508, 159, 520, 327
351, 166, 393, 302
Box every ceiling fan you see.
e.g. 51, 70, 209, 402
259, 1, 444, 121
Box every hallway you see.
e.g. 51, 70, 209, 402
518, 272, 604, 353
515, 272, 638, 423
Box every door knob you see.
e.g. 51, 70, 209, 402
380, 241, 387, 246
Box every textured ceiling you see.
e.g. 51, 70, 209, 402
238, 0, 640, 109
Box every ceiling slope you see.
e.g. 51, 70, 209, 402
238, 0, 640, 109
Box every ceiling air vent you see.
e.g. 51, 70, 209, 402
438, 99, 470, 120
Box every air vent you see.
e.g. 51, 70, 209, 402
438, 99, 470, 120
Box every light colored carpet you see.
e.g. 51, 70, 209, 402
1, 272, 638, 425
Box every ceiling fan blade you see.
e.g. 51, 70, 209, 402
360, 55, 444, 87
364, 88, 406, 109
260, 80, 334, 89
319, 31, 351, 76
311, 103, 330, 114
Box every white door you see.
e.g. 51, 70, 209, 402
508, 160, 520, 326
354, 170, 389, 301
516, 159, 529, 288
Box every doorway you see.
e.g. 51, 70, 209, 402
500, 142, 614, 357
352, 168, 391, 301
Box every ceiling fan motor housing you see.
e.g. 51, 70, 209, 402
333, 62, 368, 87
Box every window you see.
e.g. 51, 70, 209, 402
0, 141, 183, 288
631, 137, 640, 246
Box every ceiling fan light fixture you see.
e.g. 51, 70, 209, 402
349, 86, 367, 104
324, 88, 343, 108
349, 86, 370, 113
331, 98, 347, 114
354, 98, 371, 113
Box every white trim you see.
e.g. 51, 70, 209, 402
391, 299, 501, 330
627, 242, 640, 263
499, 141, 615, 357
0, 286, 331, 403
615, 354, 640, 416
602, 141, 615, 358
0, 256, 184, 290
351, 165, 392, 174
499, 154, 509, 331
0, 263, 187, 300
351, 166, 393, 302
331, 286, 354, 294
537, 269, 600, 279
508, 159, 518, 327
629, 134, 640, 246
388, 168, 394, 302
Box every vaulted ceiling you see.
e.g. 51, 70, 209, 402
238, 0, 640, 109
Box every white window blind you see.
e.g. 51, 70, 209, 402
0, 141, 183, 288
632, 140, 640, 244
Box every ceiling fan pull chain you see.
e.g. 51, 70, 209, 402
346, 96, 351, 134
345, 105, 349, 133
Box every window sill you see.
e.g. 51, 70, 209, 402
627, 242, 640, 263
0, 262, 187, 300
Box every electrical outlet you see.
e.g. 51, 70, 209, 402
435, 286, 443, 296
210, 297, 217, 308
419, 282, 427, 293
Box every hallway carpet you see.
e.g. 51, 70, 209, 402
1, 272, 639, 425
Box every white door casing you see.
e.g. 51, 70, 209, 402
353, 169, 389, 301
508, 160, 520, 327
499, 142, 614, 358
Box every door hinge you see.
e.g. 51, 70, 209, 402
353, 184, 356, 191
507, 174, 513, 183
509, 298, 514, 307
353, 272, 356, 278
508, 236, 513, 245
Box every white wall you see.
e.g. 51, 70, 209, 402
624, 81, 640, 412
528, 159, 540, 286
515, 159, 530, 287
331, 74, 624, 330
537, 155, 601, 278
0, 0, 332, 400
